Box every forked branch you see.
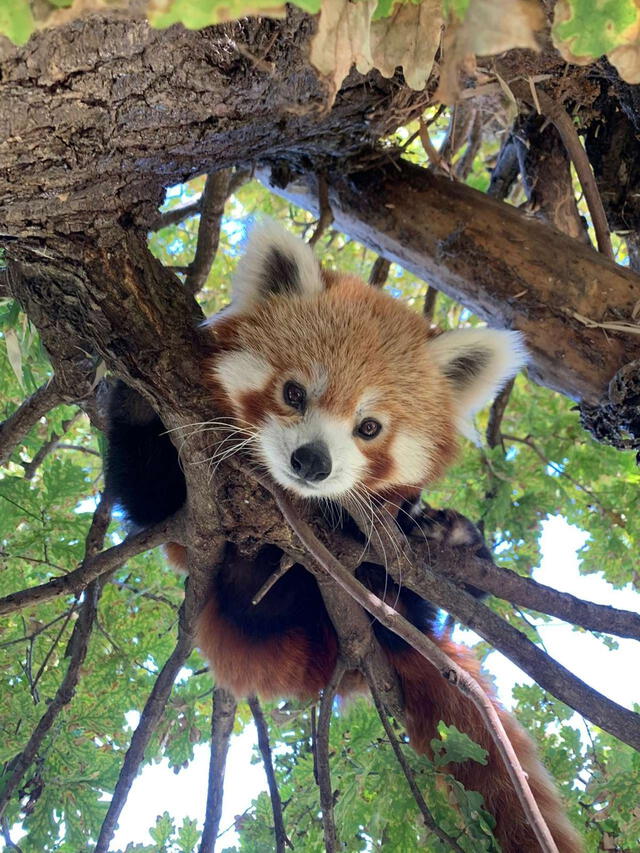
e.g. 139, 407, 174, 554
315, 661, 345, 853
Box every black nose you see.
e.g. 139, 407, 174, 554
290, 442, 332, 483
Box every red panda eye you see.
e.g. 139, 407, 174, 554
284, 381, 306, 411
357, 418, 382, 439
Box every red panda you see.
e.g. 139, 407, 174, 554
107, 221, 582, 852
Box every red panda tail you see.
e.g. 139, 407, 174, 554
387, 642, 582, 853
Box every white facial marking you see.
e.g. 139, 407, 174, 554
391, 432, 431, 487
214, 350, 272, 399
258, 409, 367, 498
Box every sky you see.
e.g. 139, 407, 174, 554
110, 514, 640, 851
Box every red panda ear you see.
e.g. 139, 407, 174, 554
228, 220, 324, 314
427, 328, 527, 442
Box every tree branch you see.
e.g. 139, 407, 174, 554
271, 488, 560, 852
95, 572, 204, 852
365, 662, 466, 853
0, 380, 62, 467
199, 687, 237, 853
0, 495, 111, 820
0, 515, 180, 617
185, 169, 233, 295
423, 542, 640, 642
259, 161, 640, 404
523, 86, 613, 259
315, 661, 345, 853
248, 696, 291, 853
21, 410, 83, 480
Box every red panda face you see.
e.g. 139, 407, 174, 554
205, 222, 525, 503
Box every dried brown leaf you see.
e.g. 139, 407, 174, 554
365, 0, 443, 91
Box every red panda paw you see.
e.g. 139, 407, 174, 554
411, 505, 488, 552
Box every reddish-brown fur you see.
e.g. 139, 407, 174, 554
166, 262, 581, 851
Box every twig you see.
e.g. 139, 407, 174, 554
22, 410, 83, 479
315, 661, 345, 853
248, 696, 291, 853
270, 488, 559, 853
200, 687, 238, 853
185, 169, 233, 295
54, 443, 101, 457
419, 118, 452, 175
0, 380, 62, 467
0, 496, 111, 820
252, 553, 294, 605
369, 256, 391, 288
365, 662, 466, 853
95, 575, 201, 853
501, 433, 623, 523
308, 176, 333, 247
523, 84, 613, 259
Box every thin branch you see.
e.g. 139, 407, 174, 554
0, 380, 62, 467
522, 85, 613, 259
0, 514, 179, 617
365, 663, 466, 853
501, 433, 624, 524
22, 410, 83, 480
368, 256, 391, 288
1, 819, 24, 853
185, 169, 233, 295
248, 696, 291, 853
308, 176, 333, 248
200, 686, 238, 853
486, 378, 514, 450
0, 496, 111, 820
54, 443, 101, 457
157, 200, 202, 229
95, 574, 201, 853
252, 553, 294, 605
316, 661, 345, 853
270, 488, 559, 853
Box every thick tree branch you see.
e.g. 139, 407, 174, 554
0, 380, 62, 467
200, 687, 237, 853
248, 696, 291, 853
259, 161, 640, 405
0, 495, 111, 820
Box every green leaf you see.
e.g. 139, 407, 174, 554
553, 0, 639, 60
0, 0, 34, 44
432, 722, 488, 767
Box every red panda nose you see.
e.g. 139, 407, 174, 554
290, 442, 332, 483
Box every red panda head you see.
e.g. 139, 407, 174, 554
205, 221, 525, 502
